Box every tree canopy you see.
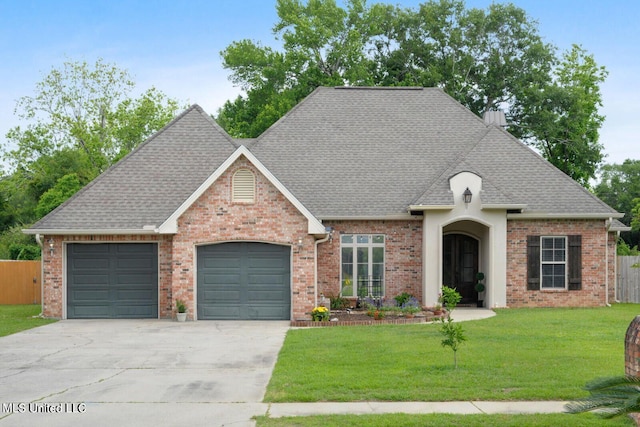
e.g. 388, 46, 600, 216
0, 59, 182, 259
217, 0, 607, 186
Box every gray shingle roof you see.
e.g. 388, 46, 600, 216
29, 105, 237, 231
252, 86, 618, 218
27, 86, 620, 234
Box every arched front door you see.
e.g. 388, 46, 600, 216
443, 234, 479, 305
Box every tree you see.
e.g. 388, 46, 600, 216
512, 45, 607, 186
218, 0, 606, 184
0, 59, 182, 259
595, 159, 640, 250
218, 0, 383, 137
4, 59, 181, 177
439, 286, 466, 369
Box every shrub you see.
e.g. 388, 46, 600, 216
394, 292, 414, 307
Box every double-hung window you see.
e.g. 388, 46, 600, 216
527, 235, 582, 291
340, 234, 385, 298
541, 236, 566, 289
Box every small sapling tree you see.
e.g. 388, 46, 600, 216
439, 286, 466, 368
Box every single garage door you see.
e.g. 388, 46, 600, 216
197, 242, 291, 320
67, 243, 158, 319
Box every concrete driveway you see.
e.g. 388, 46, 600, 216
0, 320, 289, 427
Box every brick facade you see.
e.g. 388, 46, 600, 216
172, 156, 315, 320
506, 219, 613, 307
41, 234, 172, 319
41, 175, 618, 319
317, 220, 423, 303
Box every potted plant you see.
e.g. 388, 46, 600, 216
475, 272, 486, 308
432, 303, 443, 316
176, 299, 187, 322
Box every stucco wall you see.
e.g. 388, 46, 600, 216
317, 220, 423, 303
506, 219, 611, 307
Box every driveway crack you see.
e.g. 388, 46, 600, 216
33, 369, 128, 402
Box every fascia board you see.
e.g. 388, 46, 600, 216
22, 228, 160, 235
481, 204, 528, 210
157, 146, 326, 235
407, 205, 454, 211
507, 212, 624, 220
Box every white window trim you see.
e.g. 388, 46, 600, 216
540, 236, 568, 290
340, 234, 385, 298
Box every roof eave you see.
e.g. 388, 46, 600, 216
23, 228, 161, 236
481, 204, 528, 211
408, 205, 454, 211
507, 212, 624, 220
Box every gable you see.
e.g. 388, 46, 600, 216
158, 146, 326, 235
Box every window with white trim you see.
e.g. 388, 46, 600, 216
541, 236, 567, 289
340, 234, 385, 298
232, 169, 255, 202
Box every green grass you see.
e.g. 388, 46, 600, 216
0, 304, 56, 337
256, 413, 634, 426
265, 304, 638, 402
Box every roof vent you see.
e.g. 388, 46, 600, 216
483, 110, 507, 127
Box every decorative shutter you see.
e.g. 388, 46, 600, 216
232, 169, 255, 202
568, 235, 582, 290
527, 235, 540, 290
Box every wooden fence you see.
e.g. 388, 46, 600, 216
0, 260, 41, 304
617, 256, 640, 303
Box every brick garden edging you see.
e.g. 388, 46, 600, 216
291, 315, 442, 327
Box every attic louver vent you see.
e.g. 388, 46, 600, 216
232, 169, 255, 202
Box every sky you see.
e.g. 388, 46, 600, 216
1, 0, 638, 169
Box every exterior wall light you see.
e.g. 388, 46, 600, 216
463, 187, 472, 204
48, 238, 54, 255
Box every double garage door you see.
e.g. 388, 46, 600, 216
66, 242, 291, 320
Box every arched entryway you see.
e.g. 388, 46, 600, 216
443, 233, 479, 305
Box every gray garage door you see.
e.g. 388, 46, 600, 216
67, 243, 158, 319
197, 242, 291, 320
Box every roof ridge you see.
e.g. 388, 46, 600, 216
410, 126, 492, 205
30, 104, 236, 229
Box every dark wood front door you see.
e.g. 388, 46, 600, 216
443, 234, 478, 305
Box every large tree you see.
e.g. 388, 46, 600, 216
0, 59, 182, 259
4, 59, 181, 177
218, 0, 607, 185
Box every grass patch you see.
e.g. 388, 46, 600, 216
265, 304, 637, 402
256, 413, 634, 426
0, 304, 56, 337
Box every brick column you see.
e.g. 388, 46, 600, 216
625, 316, 640, 376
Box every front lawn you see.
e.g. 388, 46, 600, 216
265, 304, 638, 402
0, 304, 56, 337
256, 413, 634, 426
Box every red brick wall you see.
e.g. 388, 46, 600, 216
506, 219, 610, 307
41, 234, 172, 319
173, 156, 315, 320
317, 220, 423, 303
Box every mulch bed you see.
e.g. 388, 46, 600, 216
290, 309, 444, 327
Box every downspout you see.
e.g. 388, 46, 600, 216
605, 218, 611, 307
616, 230, 621, 303
35, 234, 44, 316
314, 231, 332, 308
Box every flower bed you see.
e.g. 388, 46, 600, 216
291, 309, 443, 327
